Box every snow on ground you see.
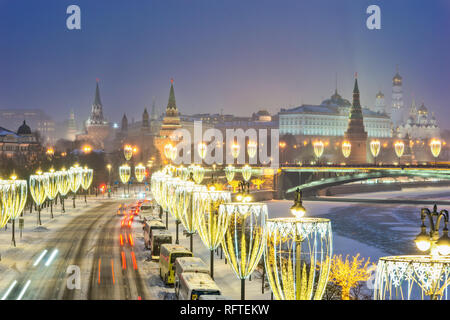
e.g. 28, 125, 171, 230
0, 194, 114, 296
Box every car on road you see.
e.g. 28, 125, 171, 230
159, 244, 192, 285
177, 272, 222, 300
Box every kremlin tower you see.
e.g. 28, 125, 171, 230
344, 74, 368, 164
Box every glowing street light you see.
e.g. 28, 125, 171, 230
81, 166, 94, 203
264, 188, 333, 300
313, 141, 324, 162
119, 164, 131, 195
394, 141, 405, 165
82, 145, 92, 154
197, 142, 207, 160
231, 142, 240, 160
415, 205, 450, 257
69, 165, 83, 208
56, 168, 70, 213
370, 140, 381, 165
341, 141, 351, 159
29, 170, 47, 225
193, 190, 231, 279
135, 163, 146, 183
225, 165, 235, 184
179, 183, 207, 252
219, 202, 267, 300
43, 169, 59, 218
2, 175, 27, 246
124, 144, 133, 161
430, 139, 442, 164
46, 147, 55, 156
374, 204, 450, 300
241, 164, 252, 182
192, 165, 205, 184
247, 141, 257, 159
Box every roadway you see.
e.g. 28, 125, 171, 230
2, 199, 152, 300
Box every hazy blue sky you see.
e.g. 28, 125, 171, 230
0, 0, 449, 128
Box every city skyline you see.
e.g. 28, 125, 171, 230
0, 1, 449, 129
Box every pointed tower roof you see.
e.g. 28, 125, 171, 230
349, 75, 363, 120
166, 78, 177, 112
94, 80, 102, 106
121, 113, 128, 132
142, 108, 149, 128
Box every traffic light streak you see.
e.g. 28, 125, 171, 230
111, 259, 115, 284
98, 258, 101, 284
131, 251, 138, 270
121, 251, 127, 270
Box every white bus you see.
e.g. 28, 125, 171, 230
177, 272, 221, 300
174, 257, 209, 297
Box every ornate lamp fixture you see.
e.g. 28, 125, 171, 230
193, 165, 205, 184
341, 141, 351, 159
247, 141, 257, 159
264, 188, 332, 300
81, 166, 93, 203
179, 183, 207, 252
119, 164, 131, 195
124, 144, 133, 161
193, 189, 231, 279
69, 165, 83, 208
198, 142, 207, 161
43, 169, 59, 217
2, 175, 27, 246
313, 140, 324, 163
394, 141, 405, 165
430, 139, 442, 165
219, 202, 268, 300
374, 204, 450, 300
225, 165, 235, 184
231, 142, 240, 160
370, 140, 381, 165
56, 168, 71, 213
414, 205, 449, 257
135, 163, 146, 183
29, 170, 47, 225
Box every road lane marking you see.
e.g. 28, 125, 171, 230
16, 280, 31, 300
1, 280, 18, 300
45, 249, 58, 267
33, 249, 48, 267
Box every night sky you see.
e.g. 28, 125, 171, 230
0, 0, 449, 128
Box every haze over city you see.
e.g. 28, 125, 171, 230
0, 0, 449, 128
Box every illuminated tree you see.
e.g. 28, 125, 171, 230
251, 178, 265, 190
327, 254, 374, 300
229, 180, 240, 193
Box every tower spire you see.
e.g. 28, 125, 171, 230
166, 78, 178, 115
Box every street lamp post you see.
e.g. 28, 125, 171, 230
119, 164, 131, 196
219, 202, 267, 300
43, 169, 59, 218
394, 141, 405, 165
370, 140, 381, 165
2, 175, 27, 247
313, 140, 324, 164
264, 188, 333, 300
69, 165, 82, 208
29, 170, 47, 225
56, 168, 71, 213
430, 139, 442, 166
193, 189, 231, 279
341, 141, 351, 159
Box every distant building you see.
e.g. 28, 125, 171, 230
344, 77, 368, 164
397, 100, 440, 139
0, 109, 56, 144
278, 88, 392, 138
391, 66, 404, 125
0, 120, 41, 159
76, 80, 111, 149
66, 109, 78, 141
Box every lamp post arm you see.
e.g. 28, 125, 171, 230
421, 208, 435, 235
436, 210, 449, 232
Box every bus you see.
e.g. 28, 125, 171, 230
143, 219, 166, 250
159, 244, 192, 285
174, 257, 209, 296
151, 230, 172, 260
177, 272, 222, 300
